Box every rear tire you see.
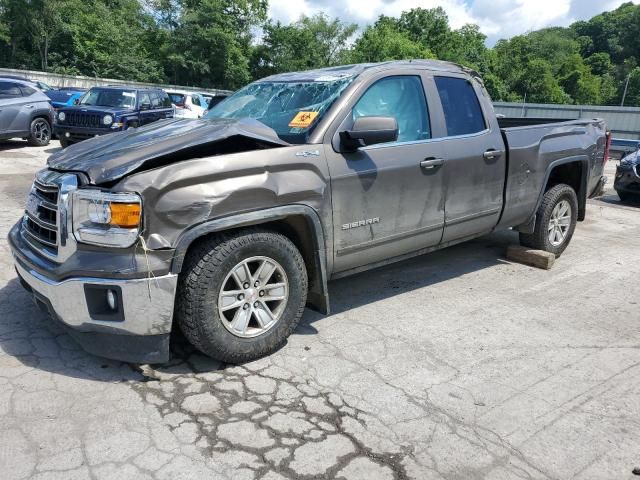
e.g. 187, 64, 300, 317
27, 118, 51, 146
176, 229, 308, 363
617, 190, 636, 203
519, 183, 578, 256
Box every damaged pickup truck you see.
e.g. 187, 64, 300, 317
9, 60, 609, 363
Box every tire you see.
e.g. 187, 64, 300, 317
27, 117, 51, 146
176, 229, 308, 363
617, 190, 637, 203
59, 136, 72, 149
519, 183, 578, 256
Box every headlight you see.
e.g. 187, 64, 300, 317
72, 190, 141, 248
103, 114, 113, 126
58, 111, 65, 122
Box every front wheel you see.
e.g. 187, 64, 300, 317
176, 229, 308, 363
27, 118, 51, 146
520, 183, 578, 256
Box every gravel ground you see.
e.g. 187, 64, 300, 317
0, 139, 639, 480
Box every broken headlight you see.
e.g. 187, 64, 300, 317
72, 190, 141, 248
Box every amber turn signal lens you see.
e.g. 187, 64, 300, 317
109, 203, 141, 228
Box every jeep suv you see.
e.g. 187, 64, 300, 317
0, 78, 54, 146
54, 86, 173, 147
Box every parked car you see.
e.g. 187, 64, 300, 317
165, 89, 208, 118
46, 86, 87, 110
9, 60, 608, 363
614, 148, 640, 202
54, 86, 173, 147
0, 78, 54, 146
0, 75, 52, 92
205, 93, 229, 110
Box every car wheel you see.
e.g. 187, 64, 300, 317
59, 136, 72, 149
519, 183, 578, 256
616, 190, 637, 203
27, 118, 51, 146
176, 229, 308, 363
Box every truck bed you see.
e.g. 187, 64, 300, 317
496, 117, 608, 230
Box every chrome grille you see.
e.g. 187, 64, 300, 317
65, 112, 103, 128
23, 180, 59, 254
21, 171, 78, 262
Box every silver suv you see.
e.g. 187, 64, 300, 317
0, 78, 54, 146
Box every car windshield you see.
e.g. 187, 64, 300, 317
78, 88, 137, 108
205, 77, 354, 144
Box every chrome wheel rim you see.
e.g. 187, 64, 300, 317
548, 200, 571, 247
33, 119, 50, 142
217, 256, 289, 338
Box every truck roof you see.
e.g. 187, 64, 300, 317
259, 60, 475, 83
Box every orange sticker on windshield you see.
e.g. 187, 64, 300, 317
289, 111, 319, 128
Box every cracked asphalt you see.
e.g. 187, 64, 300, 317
1, 139, 639, 480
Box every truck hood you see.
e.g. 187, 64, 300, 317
57, 105, 134, 116
48, 117, 290, 185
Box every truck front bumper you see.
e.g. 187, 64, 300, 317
10, 230, 177, 363
53, 125, 120, 143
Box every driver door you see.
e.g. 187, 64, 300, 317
325, 74, 446, 273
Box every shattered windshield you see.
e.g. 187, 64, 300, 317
205, 77, 354, 144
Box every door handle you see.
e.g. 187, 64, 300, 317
420, 158, 444, 170
483, 149, 504, 160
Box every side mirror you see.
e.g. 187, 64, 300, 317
339, 116, 398, 152
73, 98, 80, 105
140, 102, 151, 110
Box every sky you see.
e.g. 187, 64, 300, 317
268, 0, 640, 45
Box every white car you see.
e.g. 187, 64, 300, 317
165, 90, 208, 119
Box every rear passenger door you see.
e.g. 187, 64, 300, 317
430, 75, 507, 243
0, 81, 26, 133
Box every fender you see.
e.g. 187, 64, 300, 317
171, 205, 330, 315
29, 107, 53, 124
529, 155, 589, 225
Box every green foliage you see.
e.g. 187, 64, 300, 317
251, 13, 356, 78
348, 16, 432, 63
0, 0, 639, 106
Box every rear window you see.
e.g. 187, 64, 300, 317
168, 93, 185, 106
20, 85, 37, 96
435, 76, 486, 136
0, 81, 23, 98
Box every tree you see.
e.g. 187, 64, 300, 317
348, 16, 432, 63
251, 14, 356, 79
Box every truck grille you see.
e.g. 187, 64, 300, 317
23, 179, 60, 254
21, 171, 78, 262
65, 112, 103, 128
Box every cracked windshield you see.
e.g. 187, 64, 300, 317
206, 77, 354, 143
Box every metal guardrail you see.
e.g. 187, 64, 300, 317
0, 67, 233, 96
494, 102, 640, 141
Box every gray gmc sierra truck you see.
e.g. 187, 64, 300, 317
9, 60, 609, 363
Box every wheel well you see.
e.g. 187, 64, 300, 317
31, 114, 51, 125
546, 161, 586, 220
181, 215, 328, 314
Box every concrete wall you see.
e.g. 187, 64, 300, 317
494, 101, 640, 140
0, 67, 233, 96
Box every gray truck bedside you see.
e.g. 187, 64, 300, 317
9, 60, 609, 363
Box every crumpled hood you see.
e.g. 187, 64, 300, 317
48, 117, 289, 184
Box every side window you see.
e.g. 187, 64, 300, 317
160, 92, 172, 108
434, 76, 486, 136
0, 81, 23, 98
353, 76, 430, 143
191, 95, 201, 107
139, 91, 151, 107
150, 92, 161, 108
20, 85, 37, 96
